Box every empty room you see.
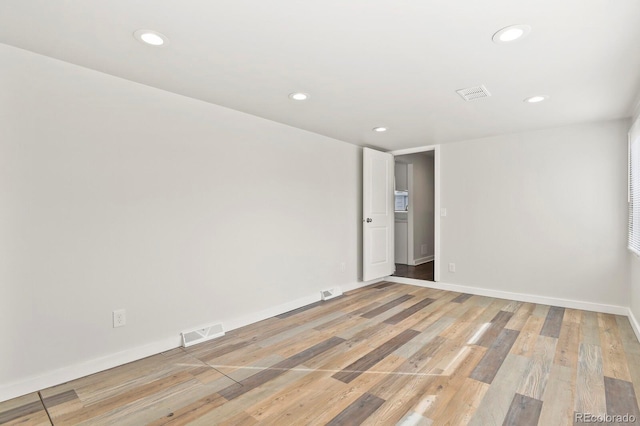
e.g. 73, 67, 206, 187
2, 1, 640, 425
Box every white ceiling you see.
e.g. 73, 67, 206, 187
1, 0, 639, 150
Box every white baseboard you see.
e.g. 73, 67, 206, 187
412, 255, 434, 266
386, 276, 630, 316
0, 336, 181, 404
223, 293, 321, 332
7, 274, 629, 403
0, 278, 382, 403
342, 277, 384, 293
628, 308, 640, 343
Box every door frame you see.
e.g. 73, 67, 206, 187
389, 144, 440, 282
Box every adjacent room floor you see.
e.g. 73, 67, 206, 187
392, 262, 434, 281
2, 282, 640, 425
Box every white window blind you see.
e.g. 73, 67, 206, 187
629, 117, 640, 256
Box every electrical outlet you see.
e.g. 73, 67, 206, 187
421, 244, 428, 255
441, 208, 447, 217
339, 262, 346, 272
448, 263, 456, 273
113, 309, 126, 328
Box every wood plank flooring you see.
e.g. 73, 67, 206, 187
2, 282, 640, 425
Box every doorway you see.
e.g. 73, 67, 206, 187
392, 151, 435, 282
361, 145, 440, 283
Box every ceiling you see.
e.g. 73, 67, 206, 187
1, 0, 639, 151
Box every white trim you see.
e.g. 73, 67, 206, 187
629, 129, 632, 205
0, 278, 382, 403
390, 145, 439, 156
0, 336, 181, 403
343, 277, 384, 293
413, 255, 434, 265
389, 144, 440, 282
0, 273, 630, 403
386, 276, 629, 315
434, 147, 441, 282
628, 307, 640, 343
222, 293, 321, 332
407, 163, 415, 265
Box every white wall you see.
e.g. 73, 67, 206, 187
2, 40, 636, 403
0, 43, 362, 400
413, 155, 435, 261
394, 163, 408, 191
394, 162, 409, 265
439, 120, 630, 307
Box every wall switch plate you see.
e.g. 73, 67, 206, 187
113, 309, 126, 328
448, 263, 456, 273
339, 262, 346, 272
441, 208, 447, 217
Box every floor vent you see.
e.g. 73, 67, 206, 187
181, 323, 225, 347
321, 287, 343, 301
456, 85, 491, 101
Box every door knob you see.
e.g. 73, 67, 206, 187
366, 218, 373, 223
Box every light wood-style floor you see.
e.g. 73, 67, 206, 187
2, 282, 640, 425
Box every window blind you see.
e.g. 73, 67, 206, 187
629, 117, 640, 256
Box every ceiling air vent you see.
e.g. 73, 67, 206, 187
456, 85, 491, 101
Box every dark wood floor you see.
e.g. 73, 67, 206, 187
393, 261, 434, 281
2, 282, 640, 425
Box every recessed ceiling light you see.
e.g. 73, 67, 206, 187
492, 25, 531, 44
134, 30, 167, 46
524, 95, 549, 103
372, 127, 388, 133
289, 92, 309, 101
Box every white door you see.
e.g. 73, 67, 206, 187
363, 148, 395, 281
